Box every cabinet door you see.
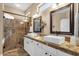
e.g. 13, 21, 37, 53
24, 37, 34, 55
31, 41, 48, 56
28, 39, 35, 55
24, 37, 29, 51
24, 38, 31, 54
32, 40, 42, 56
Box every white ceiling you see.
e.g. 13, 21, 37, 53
4, 3, 33, 12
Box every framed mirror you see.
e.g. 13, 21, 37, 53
50, 4, 74, 35
33, 16, 41, 33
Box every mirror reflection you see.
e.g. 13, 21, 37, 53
52, 6, 70, 32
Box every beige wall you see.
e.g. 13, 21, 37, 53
25, 4, 39, 32
0, 3, 4, 55
41, 8, 51, 34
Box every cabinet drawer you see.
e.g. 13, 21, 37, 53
40, 43, 57, 56
33, 41, 54, 56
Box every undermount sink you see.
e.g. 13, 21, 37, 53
44, 35, 65, 45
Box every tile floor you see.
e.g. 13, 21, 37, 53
3, 48, 30, 56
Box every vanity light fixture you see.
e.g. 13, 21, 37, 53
23, 17, 28, 22
23, 19, 28, 22
32, 3, 42, 18
32, 13, 40, 18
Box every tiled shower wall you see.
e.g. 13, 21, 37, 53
0, 4, 4, 55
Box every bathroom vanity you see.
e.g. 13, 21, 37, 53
24, 35, 79, 56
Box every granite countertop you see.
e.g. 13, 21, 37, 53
24, 35, 79, 56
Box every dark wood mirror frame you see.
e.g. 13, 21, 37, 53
50, 3, 74, 35
33, 16, 41, 33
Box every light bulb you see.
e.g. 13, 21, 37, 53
23, 20, 28, 22
20, 22, 24, 24
32, 13, 40, 18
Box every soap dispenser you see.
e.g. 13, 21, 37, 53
70, 36, 79, 47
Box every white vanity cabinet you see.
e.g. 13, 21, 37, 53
24, 37, 71, 56
24, 37, 35, 55
24, 37, 52, 56
24, 37, 49, 56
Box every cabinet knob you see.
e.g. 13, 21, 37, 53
45, 52, 48, 55
37, 43, 39, 45
50, 55, 52, 56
